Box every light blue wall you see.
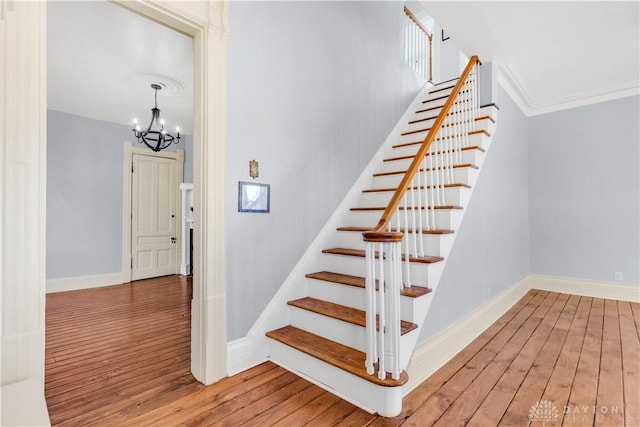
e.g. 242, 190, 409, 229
420, 84, 531, 340
528, 95, 640, 284
46, 110, 192, 279
225, 1, 424, 340
419, 91, 640, 342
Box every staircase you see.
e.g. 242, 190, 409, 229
259, 57, 498, 417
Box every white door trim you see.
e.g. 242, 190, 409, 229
111, 1, 229, 385
122, 143, 184, 283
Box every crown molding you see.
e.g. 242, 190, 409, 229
498, 64, 640, 117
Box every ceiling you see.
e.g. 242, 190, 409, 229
421, 1, 640, 115
48, 1, 639, 126
48, 0, 194, 133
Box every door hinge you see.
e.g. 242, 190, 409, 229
131, 163, 134, 173
131, 258, 133, 269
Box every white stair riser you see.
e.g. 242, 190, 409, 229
358, 187, 471, 208
379, 150, 483, 174
268, 340, 404, 417
319, 251, 446, 287
345, 208, 464, 231
416, 97, 448, 111
392, 133, 489, 158
331, 231, 454, 258
289, 304, 416, 355
373, 167, 478, 189
407, 110, 483, 133
412, 103, 496, 120
397, 117, 495, 145
289, 305, 367, 352
306, 278, 428, 323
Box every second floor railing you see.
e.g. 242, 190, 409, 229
363, 55, 482, 380
403, 7, 433, 82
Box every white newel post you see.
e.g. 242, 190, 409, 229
363, 233, 403, 381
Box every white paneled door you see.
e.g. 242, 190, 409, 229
131, 153, 178, 281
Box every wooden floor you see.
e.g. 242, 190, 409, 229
46, 278, 640, 426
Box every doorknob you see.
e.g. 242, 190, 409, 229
171, 237, 176, 243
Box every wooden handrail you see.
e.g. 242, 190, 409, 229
404, 6, 432, 38
364, 55, 481, 239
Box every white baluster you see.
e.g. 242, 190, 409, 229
365, 242, 376, 376
386, 241, 401, 380
415, 172, 425, 256
377, 244, 386, 380
409, 178, 418, 257
400, 201, 411, 287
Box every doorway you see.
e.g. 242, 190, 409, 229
1, 1, 228, 403
44, 0, 227, 385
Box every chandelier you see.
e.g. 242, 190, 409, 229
132, 83, 181, 152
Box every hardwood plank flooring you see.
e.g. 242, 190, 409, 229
46, 280, 639, 426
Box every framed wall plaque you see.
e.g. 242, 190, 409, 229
238, 181, 270, 213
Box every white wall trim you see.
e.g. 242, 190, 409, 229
529, 274, 640, 303
403, 276, 531, 395
1, 379, 51, 427
403, 273, 639, 395
111, 0, 230, 386
46, 272, 128, 294
227, 336, 268, 376
2, 0, 48, 395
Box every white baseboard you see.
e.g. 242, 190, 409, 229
46, 272, 126, 294
1, 379, 51, 426
227, 336, 268, 376
403, 273, 639, 395
529, 274, 640, 303
403, 276, 531, 395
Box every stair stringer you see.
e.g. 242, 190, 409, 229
241, 84, 436, 363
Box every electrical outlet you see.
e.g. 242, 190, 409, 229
614, 272, 623, 281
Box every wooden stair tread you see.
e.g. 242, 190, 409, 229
373, 164, 478, 177
419, 93, 449, 104
350, 205, 463, 211
393, 130, 491, 149
306, 271, 432, 298
415, 103, 445, 115
384, 146, 485, 163
429, 83, 456, 93
266, 326, 408, 387
420, 88, 470, 104
287, 297, 417, 335
402, 114, 489, 136
337, 226, 454, 235
322, 247, 444, 264
408, 112, 491, 126
362, 183, 471, 193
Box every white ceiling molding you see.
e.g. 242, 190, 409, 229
422, 1, 640, 117
497, 65, 536, 116
498, 64, 640, 117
